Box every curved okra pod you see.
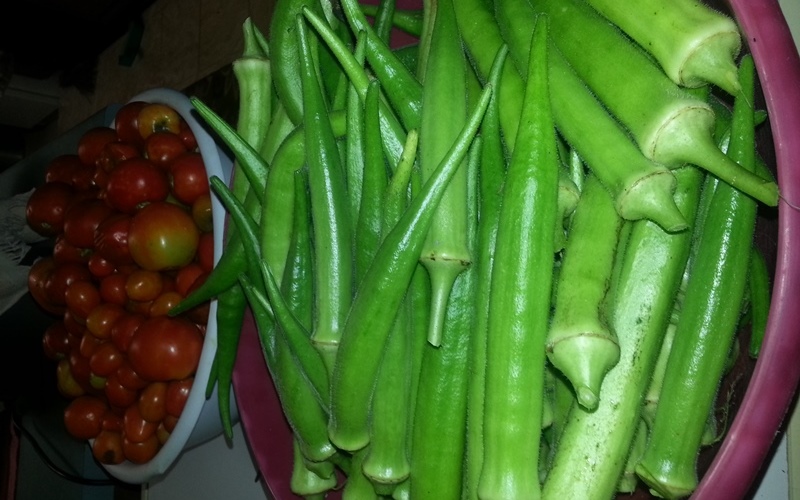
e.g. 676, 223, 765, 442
546, 173, 624, 411
418, 0, 471, 347
478, 18, 557, 500
327, 79, 493, 453
531, 0, 778, 207
359, 3, 423, 38
585, 0, 742, 94
344, 33, 367, 238
634, 54, 760, 499
296, 15, 353, 375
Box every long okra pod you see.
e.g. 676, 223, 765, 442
531, 0, 778, 207
546, 174, 624, 411
296, 15, 353, 374
327, 80, 493, 452
635, 54, 760, 499
541, 165, 705, 500
478, 18, 557, 500
585, 0, 742, 94
359, 3, 423, 37
344, 33, 367, 239
417, 0, 471, 347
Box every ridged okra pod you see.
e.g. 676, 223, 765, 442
546, 173, 624, 411
478, 17, 557, 500
541, 165, 705, 500
585, 0, 742, 94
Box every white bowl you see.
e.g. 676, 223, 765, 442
100, 87, 238, 484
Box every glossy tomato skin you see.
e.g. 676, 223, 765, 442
64, 280, 102, 322
178, 121, 197, 151
63, 199, 114, 249
144, 131, 187, 169
45, 154, 95, 190
28, 257, 66, 315
138, 381, 168, 423
105, 158, 170, 214
93, 213, 134, 266
26, 181, 76, 237
78, 127, 119, 167
122, 433, 160, 464
138, 103, 181, 139
57, 358, 86, 398
64, 395, 108, 440
52, 235, 90, 265
98, 141, 140, 173
165, 377, 193, 418
42, 321, 71, 360
114, 101, 148, 146
127, 316, 203, 382
44, 262, 93, 307
93, 429, 125, 465
128, 202, 200, 271
169, 152, 209, 205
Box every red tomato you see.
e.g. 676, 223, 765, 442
68, 345, 93, 388
44, 262, 93, 307
89, 341, 124, 377
128, 202, 200, 271
78, 127, 119, 167
122, 433, 160, 464
124, 269, 163, 302
85, 303, 126, 340
110, 312, 145, 353
42, 321, 71, 360
97, 141, 140, 172
45, 154, 95, 190
196, 231, 215, 273
104, 370, 140, 409
93, 430, 125, 465
56, 358, 86, 398
99, 272, 130, 306
174, 263, 204, 297
156, 421, 171, 445
138, 103, 181, 140
138, 382, 168, 423
165, 377, 193, 418
169, 152, 209, 205
114, 101, 149, 146
87, 253, 115, 279
149, 291, 184, 317
64, 395, 108, 440
28, 257, 64, 315
144, 131, 187, 169
79, 331, 104, 358
115, 360, 149, 391
65, 280, 102, 322
123, 404, 158, 443
105, 158, 170, 214
62, 309, 86, 336
102, 412, 124, 432
178, 120, 197, 151
162, 413, 179, 433
127, 316, 203, 381
63, 199, 114, 249
191, 193, 214, 234
93, 213, 134, 266
53, 235, 90, 265
26, 181, 75, 237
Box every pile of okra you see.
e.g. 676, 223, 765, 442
170, 0, 778, 498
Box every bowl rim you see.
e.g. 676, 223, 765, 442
98, 87, 235, 484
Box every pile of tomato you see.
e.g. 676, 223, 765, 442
25, 100, 215, 465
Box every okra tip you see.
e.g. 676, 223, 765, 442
617, 170, 688, 232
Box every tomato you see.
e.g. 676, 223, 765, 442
89, 341, 124, 377
45, 262, 93, 307
53, 235, 90, 265
56, 358, 86, 398
62, 309, 85, 336
165, 377, 193, 418
169, 152, 209, 205
86, 302, 126, 340
127, 316, 203, 381
162, 413, 179, 433
97, 141, 140, 172
196, 231, 215, 273
104, 370, 139, 409
28, 257, 65, 315
45, 154, 95, 190
110, 312, 145, 353
68, 345, 93, 388
174, 263, 204, 297
115, 360, 149, 391
64, 395, 108, 440
99, 272, 129, 306
122, 433, 160, 464
178, 120, 197, 151
79, 331, 104, 358
63, 199, 114, 249
128, 202, 200, 271
26, 181, 75, 237
93, 430, 125, 465
65, 280, 102, 322
124, 269, 163, 302
102, 411, 124, 432
138, 103, 181, 139
105, 158, 170, 214
144, 130, 187, 169
42, 321, 71, 360
149, 291, 183, 317
138, 381, 168, 422
87, 253, 115, 278
156, 421, 171, 445
78, 127, 119, 167
115, 101, 149, 146
93, 213, 134, 266
123, 404, 158, 443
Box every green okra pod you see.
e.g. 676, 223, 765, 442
359, 3, 423, 37
478, 17, 557, 500
546, 173, 624, 411
327, 79, 493, 452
